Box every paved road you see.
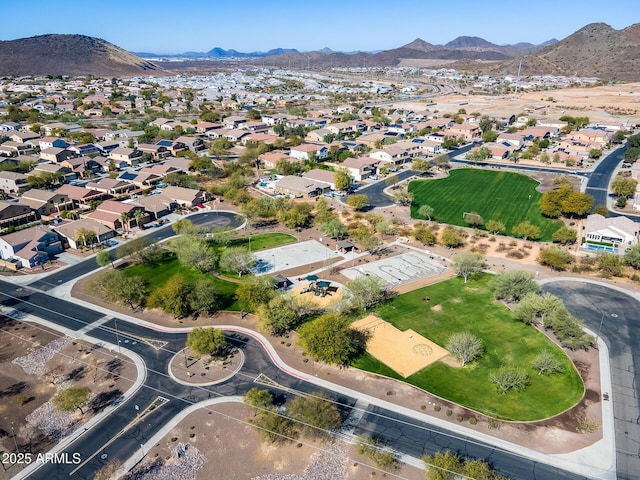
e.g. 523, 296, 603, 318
343, 144, 475, 208
0, 281, 588, 479
27, 211, 243, 291
542, 281, 640, 480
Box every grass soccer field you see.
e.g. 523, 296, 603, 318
409, 169, 563, 241
352, 275, 584, 421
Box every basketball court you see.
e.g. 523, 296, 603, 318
251, 240, 343, 275
351, 314, 449, 378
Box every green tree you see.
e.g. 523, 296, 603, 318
186, 327, 226, 357
423, 450, 463, 480
446, 332, 483, 366
624, 147, 640, 163
593, 204, 609, 217
116, 237, 152, 264
598, 252, 624, 276
540, 185, 572, 218
257, 295, 300, 335
148, 274, 193, 318
552, 226, 577, 245
589, 148, 602, 159
466, 146, 491, 162
76, 228, 97, 249
244, 388, 274, 409
411, 158, 431, 175
356, 435, 398, 471
481, 130, 498, 143
348, 275, 386, 311
391, 189, 413, 206
385, 175, 399, 188
287, 392, 343, 439
276, 202, 313, 228
538, 246, 573, 271
347, 194, 369, 211
490, 270, 538, 301
611, 175, 638, 197
413, 223, 436, 245
452, 252, 485, 283
321, 218, 347, 239
531, 351, 564, 376
624, 243, 640, 269
511, 221, 540, 241
52, 386, 91, 414
334, 169, 351, 191
561, 191, 594, 217
297, 313, 362, 365
188, 280, 222, 316
218, 247, 256, 276
120, 212, 131, 232
417, 205, 434, 221
235, 276, 277, 311
439, 226, 463, 248
490, 366, 529, 394
170, 236, 217, 272
92, 270, 147, 310
96, 249, 114, 268
432, 153, 450, 170
485, 219, 506, 235
464, 212, 483, 227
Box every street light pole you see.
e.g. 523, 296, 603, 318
272, 254, 276, 273
114, 318, 121, 354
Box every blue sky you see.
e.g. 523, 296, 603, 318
2, 0, 637, 53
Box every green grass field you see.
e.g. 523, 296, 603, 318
222, 232, 297, 252
409, 169, 563, 241
124, 251, 241, 311
352, 275, 584, 421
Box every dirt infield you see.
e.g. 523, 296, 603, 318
351, 314, 449, 378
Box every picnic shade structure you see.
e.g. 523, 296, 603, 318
306, 274, 319, 281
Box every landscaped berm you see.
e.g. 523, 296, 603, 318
352, 314, 449, 378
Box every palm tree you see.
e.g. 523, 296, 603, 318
120, 212, 131, 232
133, 209, 145, 229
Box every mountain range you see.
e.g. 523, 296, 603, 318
1, 23, 640, 80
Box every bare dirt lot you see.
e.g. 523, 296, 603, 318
0, 317, 135, 480
129, 402, 425, 480
403, 82, 640, 124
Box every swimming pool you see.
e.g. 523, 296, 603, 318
583, 243, 617, 253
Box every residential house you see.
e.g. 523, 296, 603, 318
570, 129, 610, 148
86, 178, 136, 196
55, 184, 107, 206
31, 162, 73, 182
130, 194, 176, 220
0, 141, 33, 157
85, 199, 148, 231
162, 185, 208, 207
0, 225, 62, 269
358, 132, 391, 148
496, 133, 527, 148
370, 145, 411, 165
289, 144, 329, 161
306, 128, 332, 143
60, 156, 99, 178
137, 143, 170, 160
583, 214, 638, 254
223, 116, 247, 129
444, 123, 480, 141
338, 156, 378, 181
21, 189, 73, 216
0, 171, 29, 194
117, 171, 162, 188
259, 150, 292, 170
38, 137, 68, 150
109, 147, 143, 166
9, 131, 40, 144
95, 140, 120, 155
175, 136, 205, 153
242, 132, 279, 145
0, 121, 21, 132
40, 147, 75, 164
412, 138, 442, 156
302, 169, 336, 190
162, 157, 192, 172
274, 176, 330, 198
54, 218, 116, 250
0, 200, 39, 229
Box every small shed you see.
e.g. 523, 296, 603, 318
272, 273, 290, 290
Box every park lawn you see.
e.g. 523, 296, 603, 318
352, 275, 584, 421
124, 251, 241, 311
408, 169, 563, 242
220, 232, 297, 252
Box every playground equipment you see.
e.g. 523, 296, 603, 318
300, 280, 332, 297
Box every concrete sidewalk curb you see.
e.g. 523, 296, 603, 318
3, 311, 147, 480
136, 321, 613, 480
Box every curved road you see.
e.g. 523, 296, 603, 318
0, 279, 589, 480
542, 281, 640, 480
